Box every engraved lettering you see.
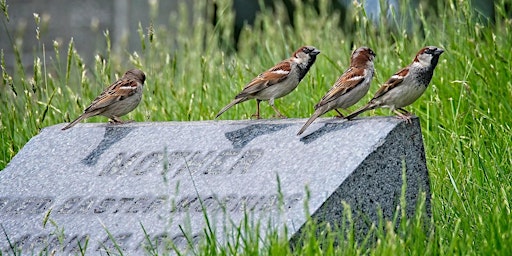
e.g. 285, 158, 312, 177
0, 193, 297, 217
229, 149, 264, 174
146, 233, 169, 251
203, 149, 241, 175
257, 194, 278, 211
46, 233, 61, 251
94, 198, 117, 214
27, 234, 46, 251
164, 150, 193, 174
171, 234, 187, 249
12, 234, 31, 252
32, 197, 53, 214
191, 233, 203, 247
19, 197, 53, 214
1, 197, 54, 215
63, 234, 89, 254
171, 196, 198, 212
126, 196, 151, 213
144, 196, 167, 213
2, 233, 89, 254
99, 152, 143, 176
229, 195, 253, 212
284, 193, 303, 209
97, 233, 133, 252
57, 196, 82, 214
99, 148, 264, 176
220, 194, 238, 212
15, 198, 34, 214
173, 151, 216, 177
203, 195, 221, 212
170, 194, 302, 213
30, 233, 55, 252
249, 195, 267, 211
133, 232, 203, 252
194, 195, 217, 212
74, 197, 96, 214
170, 233, 203, 250
114, 197, 135, 213
54, 196, 168, 215
132, 151, 163, 176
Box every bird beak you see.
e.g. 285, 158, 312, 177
311, 49, 321, 56
435, 48, 445, 55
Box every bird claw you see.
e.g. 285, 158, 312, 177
250, 114, 261, 119
393, 109, 414, 124
396, 114, 413, 124
109, 118, 133, 125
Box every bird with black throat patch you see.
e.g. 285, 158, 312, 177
215, 46, 320, 119
345, 46, 444, 122
62, 69, 146, 130
297, 46, 376, 135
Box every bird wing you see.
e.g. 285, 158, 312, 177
316, 67, 367, 108
236, 61, 291, 98
371, 67, 409, 100
84, 78, 140, 112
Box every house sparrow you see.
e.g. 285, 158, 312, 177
345, 46, 444, 122
215, 46, 320, 119
61, 68, 146, 130
297, 47, 376, 135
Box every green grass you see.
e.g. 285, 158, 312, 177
1, 0, 512, 254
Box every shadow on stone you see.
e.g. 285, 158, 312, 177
299, 120, 356, 144
81, 126, 136, 166
225, 123, 292, 148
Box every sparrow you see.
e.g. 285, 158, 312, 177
215, 46, 320, 119
345, 46, 444, 122
61, 68, 146, 130
297, 47, 376, 135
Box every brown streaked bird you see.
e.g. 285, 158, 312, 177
62, 69, 146, 130
215, 46, 320, 119
346, 46, 444, 122
297, 47, 376, 135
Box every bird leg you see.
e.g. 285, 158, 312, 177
334, 109, 345, 118
269, 99, 287, 118
396, 108, 411, 114
251, 99, 262, 119
109, 116, 133, 124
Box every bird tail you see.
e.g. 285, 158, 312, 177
61, 113, 91, 130
297, 108, 325, 135
215, 97, 247, 119
345, 102, 376, 120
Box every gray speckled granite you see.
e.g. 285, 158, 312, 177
0, 117, 430, 254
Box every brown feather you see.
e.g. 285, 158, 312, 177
236, 62, 291, 98
371, 68, 409, 100
84, 79, 139, 112
315, 67, 366, 109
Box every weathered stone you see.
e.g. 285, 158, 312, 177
0, 117, 430, 254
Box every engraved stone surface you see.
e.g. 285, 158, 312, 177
0, 117, 430, 254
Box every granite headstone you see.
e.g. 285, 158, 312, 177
0, 117, 430, 254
